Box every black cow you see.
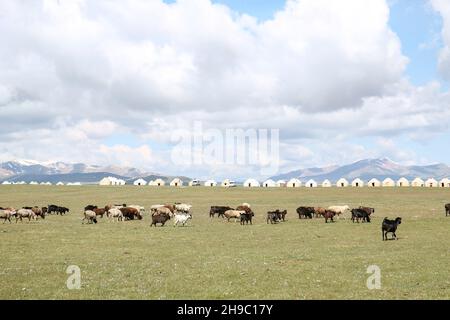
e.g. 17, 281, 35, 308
382, 217, 402, 241
445, 203, 450, 217
296, 207, 314, 219
209, 206, 234, 218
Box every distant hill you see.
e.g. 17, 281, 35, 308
270, 158, 450, 182
6, 172, 130, 184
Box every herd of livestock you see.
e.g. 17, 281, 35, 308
1, 202, 450, 241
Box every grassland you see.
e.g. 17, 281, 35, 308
0, 185, 449, 300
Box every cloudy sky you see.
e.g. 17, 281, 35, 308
1, 0, 450, 179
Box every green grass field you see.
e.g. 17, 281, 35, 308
0, 185, 449, 300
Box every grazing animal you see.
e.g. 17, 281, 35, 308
151, 212, 171, 227
82, 210, 98, 224
224, 210, 245, 222
163, 204, 176, 214
175, 203, 192, 214
31, 206, 45, 219
173, 213, 192, 227
322, 210, 336, 223
359, 206, 375, 219
129, 205, 145, 215
120, 207, 142, 220
152, 206, 172, 217
107, 208, 124, 222
266, 211, 279, 224
42, 207, 48, 215
327, 205, 350, 218
209, 206, 234, 218
351, 208, 371, 223
445, 203, 450, 217
314, 207, 327, 218
84, 205, 98, 211
382, 217, 402, 241
277, 209, 287, 221
0, 209, 15, 223
48, 205, 69, 215
16, 209, 36, 222
93, 208, 107, 218
240, 212, 253, 225
296, 207, 314, 219
236, 205, 254, 216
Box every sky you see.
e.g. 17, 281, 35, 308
1, 0, 450, 179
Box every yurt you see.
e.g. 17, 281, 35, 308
425, 178, 438, 188
336, 178, 349, 187
204, 179, 217, 187
153, 178, 166, 186
67, 182, 81, 186
321, 179, 332, 187
56, 182, 65, 186
170, 178, 183, 187
411, 177, 425, 187
29, 181, 38, 185
276, 180, 286, 187
221, 179, 236, 187
287, 178, 301, 188
351, 178, 364, 187
189, 180, 201, 186
305, 179, 318, 188
243, 178, 260, 187
368, 178, 381, 187
99, 176, 121, 186
439, 178, 450, 188
133, 178, 147, 186
1, 181, 12, 185
382, 178, 395, 187
396, 177, 410, 187
262, 179, 276, 187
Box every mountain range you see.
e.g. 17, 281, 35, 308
270, 158, 450, 182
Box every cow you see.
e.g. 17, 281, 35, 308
323, 210, 336, 223
296, 207, 314, 219
327, 205, 350, 219
224, 210, 244, 222
266, 211, 279, 224
351, 208, 371, 223
209, 206, 234, 218
82, 210, 98, 224
382, 217, 402, 241
0, 209, 15, 223
240, 212, 253, 225
151, 212, 171, 227
445, 203, 450, 217
120, 207, 142, 220
15, 209, 36, 222
107, 208, 124, 222
173, 213, 192, 227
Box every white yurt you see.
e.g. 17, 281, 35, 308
305, 179, 318, 188
287, 178, 301, 188
243, 178, 260, 187
204, 179, 217, 187
29, 181, 39, 185
336, 178, 349, 187
439, 178, 450, 188
170, 178, 183, 187
67, 182, 81, 186
352, 178, 364, 187
99, 176, 122, 186
262, 179, 276, 187
368, 178, 381, 187
396, 177, 410, 187
153, 178, 166, 186
1, 181, 12, 185
133, 178, 147, 186
321, 179, 332, 187
276, 180, 286, 187
56, 182, 65, 186
189, 180, 201, 186
221, 179, 233, 187
425, 178, 438, 187
411, 177, 425, 187
382, 178, 395, 187
16, 181, 26, 185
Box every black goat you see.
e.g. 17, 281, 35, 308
382, 217, 402, 241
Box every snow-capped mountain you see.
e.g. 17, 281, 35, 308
270, 158, 450, 182
0, 159, 150, 181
